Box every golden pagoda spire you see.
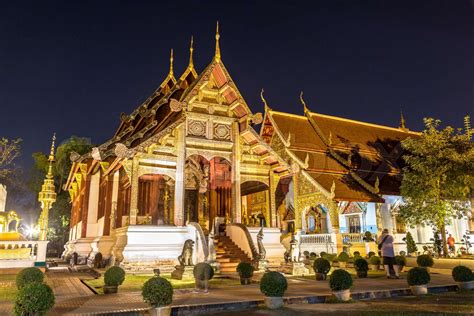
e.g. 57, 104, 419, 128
38, 133, 57, 241
169, 48, 174, 77
300, 91, 309, 114
214, 21, 221, 62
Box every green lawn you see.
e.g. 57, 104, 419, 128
83, 273, 241, 294
0, 274, 17, 302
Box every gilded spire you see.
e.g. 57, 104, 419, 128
160, 48, 177, 88
169, 49, 174, 77
214, 21, 221, 62
300, 91, 309, 114
46, 133, 56, 179
399, 109, 406, 130
189, 36, 194, 70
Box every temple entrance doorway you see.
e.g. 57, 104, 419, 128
137, 174, 174, 225
184, 155, 232, 232
302, 205, 328, 234
241, 181, 270, 227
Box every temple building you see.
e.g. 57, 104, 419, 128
63, 25, 473, 270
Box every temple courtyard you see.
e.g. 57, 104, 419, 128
1, 264, 473, 315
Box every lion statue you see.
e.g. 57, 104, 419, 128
178, 239, 195, 266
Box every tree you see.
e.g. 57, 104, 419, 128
29, 136, 93, 255
403, 231, 418, 255
0, 137, 21, 181
399, 116, 474, 257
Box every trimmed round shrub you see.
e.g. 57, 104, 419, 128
236, 262, 254, 278
353, 251, 361, 257
395, 255, 407, 268
319, 251, 327, 258
142, 276, 173, 307
337, 252, 350, 262
367, 251, 375, 258
368, 256, 381, 265
16, 267, 44, 290
407, 267, 430, 286
193, 262, 214, 281
303, 251, 310, 259
260, 271, 287, 297
354, 258, 369, 272
416, 254, 434, 268
329, 269, 353, 291
313, 258, 331, 274
452, 266, 474, 282
14, 282, 55, 316
309, 252, 317, 260
104, 266, 125, 286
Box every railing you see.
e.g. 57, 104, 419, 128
300, 234, 333, 244
342, 233, 364, 244
0, 241, 48, 262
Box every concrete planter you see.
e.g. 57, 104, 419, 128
410, 284, 428, 296
315, 272, 327, 281
240, 277, 252, 285
338, 262, 346, 268
150, 306, 171, 316
264, 296, 284, 309
103, 285, 118, 294
195, 279, 209, 292
369, 264, 379, 271
356, 271, 368, 278
457, 281, 474, 290
333, 289, 351, 301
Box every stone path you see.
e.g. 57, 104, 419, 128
50, 273, 456, 315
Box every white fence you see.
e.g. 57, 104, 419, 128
0, 240, 48, 268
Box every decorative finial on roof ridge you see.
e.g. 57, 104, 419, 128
214, 21, 221, 62
260, 88, 271, 111
169, 48, 174, 77
189, 36, 194, 69
300, 91, 309, 114
399, 108, 406, 130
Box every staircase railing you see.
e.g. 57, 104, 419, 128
226, 223, 258, 260
187, 222, 209, 262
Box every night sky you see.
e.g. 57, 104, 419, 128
1, 1, 473, 169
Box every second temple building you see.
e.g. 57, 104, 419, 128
63, 27, 473, 271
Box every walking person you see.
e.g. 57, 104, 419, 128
378, 228, 400, 279
447, 234, 456, 255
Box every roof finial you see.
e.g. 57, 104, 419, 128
169, 48, 174, 77
214, 21, 221, 62
47, 133, 56, 179
300, 91, 309, 114
189, 36, 194, 69
260, 88, 271, 111
399, 109, 406, 130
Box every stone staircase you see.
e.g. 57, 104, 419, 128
215, 235, 251, 273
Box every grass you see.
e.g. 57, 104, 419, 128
0, 274, 17, 302
83, 273, 241, 294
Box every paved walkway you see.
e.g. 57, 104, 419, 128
49, 273, 456, 315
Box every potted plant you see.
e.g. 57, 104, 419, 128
367, 251, 375, 258
329, 269, 353, 301
14, 282, 55, 316
16, 267, 44, 290
337, 252, 350, 268
354, 258, 369, 278
403, 232, 418, 256
313, 258, 331, 280
452, 266, 474, 290
416, 254, 434, 272
407, 267, 430, 295
395, 255, 407, 272
104, 266, 125, 294
193, 262, 214, 292
259, 271, 287, 309
236, 262, 254, 285
142, 276, 173, 316
368, 255, 381, 271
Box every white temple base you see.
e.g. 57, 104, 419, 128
248, 227, 286, 267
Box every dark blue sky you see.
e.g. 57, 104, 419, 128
1, 1, 473, 169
